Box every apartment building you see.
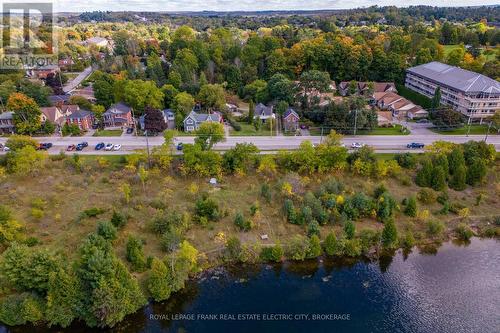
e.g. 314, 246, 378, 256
405, 62, 499, 120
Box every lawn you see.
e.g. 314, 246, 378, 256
431, 124, 494, 135
230, 122, 272, 136
308, 125, 409, 136
443, 44, 498, 61
93, 129, 123, 137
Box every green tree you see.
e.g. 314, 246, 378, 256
449, 164, 467, 191
46, 267, 81, 327
247, 100, 255, 124
404, 196, 417, 217
160, 84, 179, 108
172, 92, 195, 117
6, 146, 47, 176
466, 158, 487, 186
222, 143, 259, 174
415, 158, 433, 187
96, 221, 117, 241
4, 135, 38, 151
197, 84, 226, 111
344, 220, 355, 239
306, 235, 322, 258
147, 258, 172, 301
194, 122, 225, 151
7, 93, 42, 134
431, 166, 447, 191
381, 218, 398, 249
432, 86, 441, 110
126, 236, 147, 272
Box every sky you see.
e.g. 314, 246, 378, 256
51, 1, 499, 13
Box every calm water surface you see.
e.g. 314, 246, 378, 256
2, 238, 499, 333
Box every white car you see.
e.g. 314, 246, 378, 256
105, 143, 114, 151
351, 142, 364, 149
113, 144, 122, 151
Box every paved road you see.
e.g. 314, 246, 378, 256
1, 134, 498, 154
63, 66, 93, 93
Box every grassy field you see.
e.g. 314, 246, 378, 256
93, 129, 123, 137
431, 124, 494, 135
308, 125, 409, 136
1, 154, 498, 266
230, 122, 272, 136
443, 44, 498, 61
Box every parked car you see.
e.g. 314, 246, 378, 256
176, 143, 183, 151
3, 146, 10, 152
407, 142, 425, 149
126, 127, 134, 134
38, 143, 53, 150
351, 142, 364, 149
416, 119, 430, 124
113, 144, 122, 151
104, 143, 114, 151
66, 144, 76, 151
75, 142, 89, 151
95, 142, 105, 150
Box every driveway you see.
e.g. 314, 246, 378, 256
63, 66, 93, 93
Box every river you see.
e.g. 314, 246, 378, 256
2, 238, 499, 333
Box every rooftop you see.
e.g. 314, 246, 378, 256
407, 61, 500, 94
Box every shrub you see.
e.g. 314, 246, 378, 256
126, 236, 147, 272
306, 235, 322, 258
30, 208, 44, 219
283, 199, 297, 224
431, 166, 447, 191
436, 192, 449, 205
449, 202, 466, 214
0, 293, 45, 326
417, 188, 437, 204
373, 184, 388, 198
381, 219, 398, 249
260, 183, 272, 203
151, 211, 183, 235
455, 223, 474, 241
110, 211, 127, 228
404, 196, 417, 217
79, 207, 105, 219
160, 229, 183, 252
223, 237, 243, 262
260, 244, 283, 262
359, 229, 380, 254
234, 212, 253, 231
343, 239, 362, 257
287, 235, 309, 261
343, 220, 355, 239
426, 220, 445, 236
395, 153, 417, 169
324, 232, 343, 256
307, 220, 320, 237
376, 192, 396, 222
195, 194, 220, 222
250, 201, 260, 217
400, 231, 415, 249
96, 221, 117, 240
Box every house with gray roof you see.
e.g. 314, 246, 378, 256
282, 108, 300, 132
405, 61, 499, 119
104, 102, 133, 128
254, 103, 275, 122
183, 111, 222, 132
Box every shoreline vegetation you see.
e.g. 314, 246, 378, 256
0, 133, 498, 329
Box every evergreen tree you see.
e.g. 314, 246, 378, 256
324, 232, 337, 256
449, 164, 467, 191
147, 258, 172, 302
381, 219, 398, 249
432, 86, 441, 110
448, 147, 465, 176
404, 196, 417, 217
415, 158, 433, 187
126, 236, 147, 272
306, 235, 322, 258
248, 100, 255, 124
431, 166, 447, 191
46, 268, 81, 328
344, 220, 355, 239
466, 158, 487, 186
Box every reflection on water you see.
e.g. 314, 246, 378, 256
2, 238, 499, 333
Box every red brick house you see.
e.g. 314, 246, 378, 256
283, 108, 300, 132
104, 102, 133, 128
66, 109, 94, 131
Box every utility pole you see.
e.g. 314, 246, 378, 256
466, 114, 472, 137
353, 109, 358, 136
484, 121, 492, 142
320, 126, 324, 144
145, 130, 151, 168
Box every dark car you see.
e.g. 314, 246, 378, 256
76, 142, 88, 151
126, 127, 134, 134
95, 142, 105, 150
407, 142, 425, 149
176, 143, 183, 151
38, 143, 53, 150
